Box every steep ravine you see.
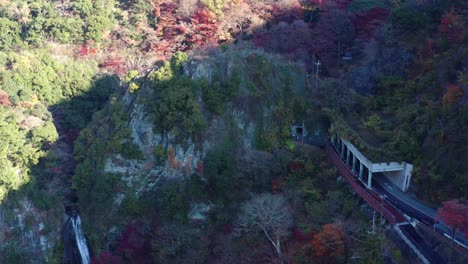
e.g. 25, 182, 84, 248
50, 106, 92, 264
0, 105, 88, 263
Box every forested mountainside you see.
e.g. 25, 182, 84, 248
0, 0, 466, 263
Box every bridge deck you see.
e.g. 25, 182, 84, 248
326, 144, 405, 224
373, 173, 468, 248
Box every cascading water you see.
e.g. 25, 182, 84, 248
71, 215, 90, 264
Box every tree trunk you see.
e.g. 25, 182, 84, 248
262, 228, 282, 258
337, 40, 342, 67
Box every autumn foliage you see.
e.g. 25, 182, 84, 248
99, 57, 126, 75
442, 85, 464, 106
0, 90, 12, 106
353, 8, 389, 39
311, 223, 344, 258
91, 252, 123, 264
438, 10, 464, 43
187, 8, 219, 47
436, 200, 468, 238
118, 221, 152, 263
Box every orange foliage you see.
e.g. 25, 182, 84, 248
311, 223, 344, 258
18, 101, 33, 108
168, 146, 182, 169
442, 85, 463, 105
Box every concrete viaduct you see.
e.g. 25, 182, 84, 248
330, 134, 413, 192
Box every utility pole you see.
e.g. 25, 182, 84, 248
315, 59, 321, 90
371, 210, 376, 234
302, 120, 304, 144
380, 195, 387, 227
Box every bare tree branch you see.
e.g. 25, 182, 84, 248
235, 193, 293, 258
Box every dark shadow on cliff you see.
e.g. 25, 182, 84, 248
0, 74, 120, 263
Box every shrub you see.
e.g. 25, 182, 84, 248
154, 144, 168, 162
363, 115, 382, 131
170, 51, 188, 73
150, 62, 173, 82
120, 142, 144, 160
348, 0, 388, 13
201, 0, 225, 18
0, 18, 22, 49
125, 70, 139, 82
391, 6, 432, 30
119, 192, 149, 217
202, 81, 224, 114
285, 139, 295, 152
201, 71, 239, 114
150, 54, 205, 137
203, 142, 238, 204
157, 180, 189, 223
129, 82, 140, 94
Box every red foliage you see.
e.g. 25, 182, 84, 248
252, 33, 272, 47
78, 45, 98, 57
438, 10, 464, 43
307, 0, 352, 10
293, 228, 315, 244
77, 40, 98, 57
192, 8, 216, 24
436, 200, 468, 238
288, 161, 304, 173
270, 2, 303, 23
91, 252, 123, 264
419, 38, 435, 59
310, 223, 344, 258
173, 25, 187, 34
156, 1, 179, 34
99, 57, 126, 75
272, 179, 282, 193
150, 1, 186, 58
118, 221, 152, 263
222, 224, 233, 234
0, 90, 12, 106
353, 8, 389, 40
196, 160, 203, 175
253, 19, 314, 61
187, 9, 219, 47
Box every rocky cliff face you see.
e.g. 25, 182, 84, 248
103, 100, 207, 195
103, 50, 301, 197
0, 198, 58, 263
69, 49, 308, 256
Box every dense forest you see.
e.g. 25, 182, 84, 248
0, 0, 466, 263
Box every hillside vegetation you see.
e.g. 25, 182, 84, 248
0, 0, 466, 263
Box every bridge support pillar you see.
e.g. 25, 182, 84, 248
346, 148, 350, 165
352, 156, 356, 173
367, 170, 373, 189
359, 163, 363, 180
341, 140, 345, 158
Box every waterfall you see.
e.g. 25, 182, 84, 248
71, 215, 90, 264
